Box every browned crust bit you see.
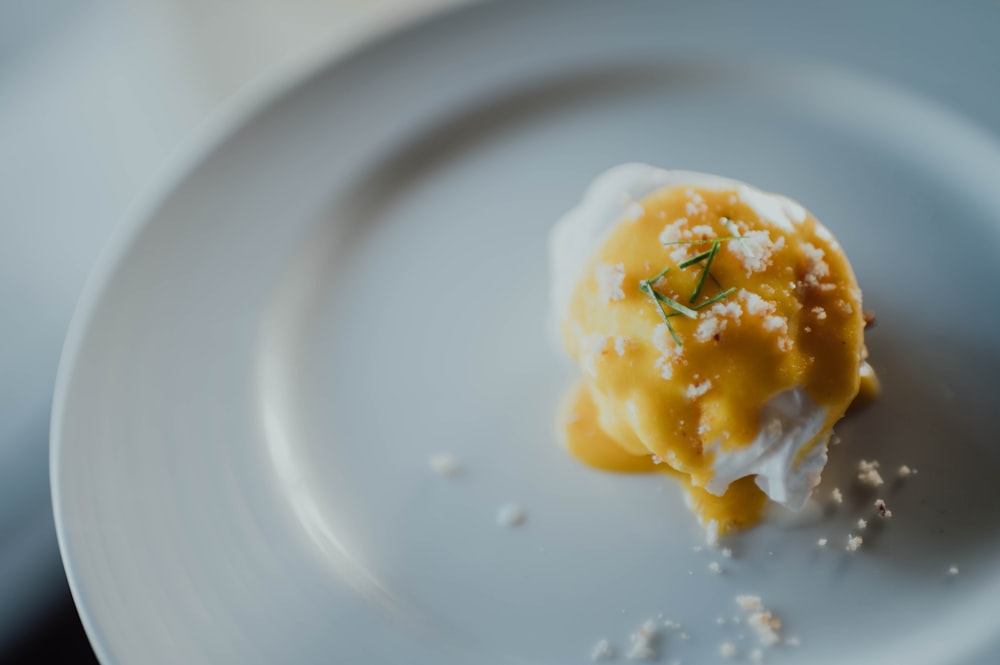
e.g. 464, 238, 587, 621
863, 310, 877, 330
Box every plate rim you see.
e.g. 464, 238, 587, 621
48, 1, 468, 662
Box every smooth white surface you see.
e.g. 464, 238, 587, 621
548, 163, 829, 509
50, 1, 1000, 664
0, 0, 439, 646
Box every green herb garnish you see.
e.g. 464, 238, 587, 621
694, 287, 737, 310
688, 240, 720, 303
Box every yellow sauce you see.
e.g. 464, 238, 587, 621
559, 185, 875, 534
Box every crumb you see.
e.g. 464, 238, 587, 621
846, 534, 863, 552
831, 435, 842, 446
626, 619, 658, 660
686, 379, 713, 400
693, 545, 704, 553
747, 611, 781, 647
709, 561, 722, 574
948, 565, 959, 576
857, 459, 884, 487
863, 310, 877, 329
679, 632, 690, 641
735, 595, 763, 612
800, 242, 830, 287
874, 499, 892, 519
830, 488, 843, 504
626, 201, 645, 221
663, 619, 681, 630
817, 538, 828, 547
721, 547, 733, 558
719, 642, 737, 658
857, 518, 868, 530
428, 453, 459, 475
811, 306, 827, 320
898, 465, 916, 477
591, 639, 613, 661
496, 504, 526, 527
596, 263, 626, 302
716, 616, 727, 625
750, 648, 764, 663
728, 230, 783, 276
785, 636, 801, 647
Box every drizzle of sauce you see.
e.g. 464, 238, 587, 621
558, 185, 875, 534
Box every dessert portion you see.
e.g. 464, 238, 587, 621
551, 164, 877, 537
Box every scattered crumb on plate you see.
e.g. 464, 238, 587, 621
590, 639, 613, 661
428, 453, 459, 475
625, 619, 658, 660
496, 504, 526, 527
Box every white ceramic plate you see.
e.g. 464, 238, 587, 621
52, 1, 1000, 663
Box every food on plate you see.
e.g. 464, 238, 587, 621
550, 164, 877, 537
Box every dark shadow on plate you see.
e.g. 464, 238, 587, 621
820, 308, 1000, 576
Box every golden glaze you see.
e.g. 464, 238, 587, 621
559, 186, 874, 534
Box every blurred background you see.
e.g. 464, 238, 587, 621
0, 0, 432, 660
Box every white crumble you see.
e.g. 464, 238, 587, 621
817, 538, 828, 547
858, 459, 885, 487
948, 565, 960, 576
747, 611, 782, 647
898, 465, 916, 477
709, 561, 722, 574
496, 504, 526, 527
626, 619, 658, 660
721, 547, 733, 558
839, 299, 854, 314
846, 534, 863, 552
750, 648, 764, 664
428, 453, 459, 475
762, 314, 786, 332
811, 306, 827, 320
654, 356, 674, 380
694, 316, 724, 343
689, 224, 716, 238
659, 219, 688, 245
739, 289, 774, 317
785, 636, 801, 647
719, 642, 737, 658
686, 379, 712, 400
728, 231, 784, 276
591, 639, 613, 661
857, 518, 868, 530
596, 263, 626, 302
777, 336, 793, 353
735, 595, 763, 612
831, 488, 843, 504
663, 619, 681, 630
800, 242, 830, 288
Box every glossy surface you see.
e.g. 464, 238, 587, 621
557, 180, 867, 534
53, 1, 1000, 664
